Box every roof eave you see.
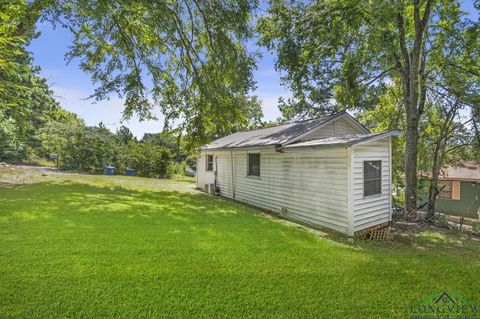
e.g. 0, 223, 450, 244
280, 130, 401, 150
200, 144, 278, 152
349, 130, 401, 147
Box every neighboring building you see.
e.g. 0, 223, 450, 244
434, 161, 480, 219
197, 112, 400, 236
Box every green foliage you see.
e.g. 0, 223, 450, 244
0, 110, 27, 161
357, 85, 406, 186
39, 122, 118, 173
259, 0, 478, 117
122, 141, 173, 178
0, 0, 31, 107
43, 0, 262, 147
39, 121, 189, 178
115, 125, 134, 145
0, 0, 83, 162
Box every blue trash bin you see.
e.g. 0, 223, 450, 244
103, 166, 116, 175
125, 168, 136, 176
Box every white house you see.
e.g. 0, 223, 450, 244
197, 112, 400, 236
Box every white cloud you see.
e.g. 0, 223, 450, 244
256, 91, 291, 121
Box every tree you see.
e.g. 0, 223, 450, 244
259, 0, 479, 215
123, 142, 173, 178
0, 0, 34, 161
115, 125, 134, 145
37, 0, 261, 147
0, 0, 31, 107
418, 93, 476, 220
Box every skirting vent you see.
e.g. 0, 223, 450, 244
354, 223, 391, 241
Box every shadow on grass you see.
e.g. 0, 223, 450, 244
2, 180, 479, 255
0, 181, 308, 244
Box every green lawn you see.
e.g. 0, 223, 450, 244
0, 167, 479, 318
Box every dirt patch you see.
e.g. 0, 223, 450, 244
389, 216, 480, 249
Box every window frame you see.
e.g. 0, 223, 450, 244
363, 160, 382, 197
247, 153, 261, 177
437, 180, 453, 199
205, 154, 214, 171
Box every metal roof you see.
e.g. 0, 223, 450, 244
202, 112, 368, 150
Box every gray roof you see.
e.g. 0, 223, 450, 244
282, 131, 401, 149
202, 112, 367, 150
440, 161, 480, 181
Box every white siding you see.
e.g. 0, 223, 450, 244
198, 148, 350, 234
298, 118, 365, 141
351, 138, 391, 232
197, 135, 393, 236
196, 153, 215, 190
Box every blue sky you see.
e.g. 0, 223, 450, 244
28, 2, 477, 138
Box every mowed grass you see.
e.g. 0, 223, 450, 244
0, 168, 479, 318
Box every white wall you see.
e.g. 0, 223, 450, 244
198, 147, 350, 234
351, 138, 391, 232
197, 131, 393, 236
197, 153, 215, 190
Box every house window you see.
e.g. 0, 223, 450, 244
364, 161, 382, 196
206, 155, 214, 171
247, 153, 260, 176
438, 181, 453, 199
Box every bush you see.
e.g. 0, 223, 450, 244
123, 142, 173, 178
168, 161, 190, 177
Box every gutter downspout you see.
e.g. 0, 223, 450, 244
231, 151, 235, 199
347, 146, 354, 237
196, 150, 199, 189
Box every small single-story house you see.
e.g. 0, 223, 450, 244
434, 161, 480, 218
197, 112, 400, 236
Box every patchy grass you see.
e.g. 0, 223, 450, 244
0, 167, 479, 318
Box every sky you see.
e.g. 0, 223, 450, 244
27, 2, 477, 138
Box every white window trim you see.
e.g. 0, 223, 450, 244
246, 153, 261, 178
205, 154, 214, 171
363, 160, 382, 198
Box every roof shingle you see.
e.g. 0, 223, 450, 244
202, 112, 349, 150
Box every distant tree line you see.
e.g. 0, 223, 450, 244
0, 1, 195, 178
38, 122, 196, 178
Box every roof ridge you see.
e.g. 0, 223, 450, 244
287, 110, 346, 125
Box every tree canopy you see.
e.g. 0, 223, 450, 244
39, 0, 262, 146
259, 0, 480, 214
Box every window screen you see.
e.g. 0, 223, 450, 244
248, 153, 260, 176
437, 181, 452, 199
364, 161, 381, 196
206, 155, 214, 171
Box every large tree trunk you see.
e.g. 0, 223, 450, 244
404, 113, 419, 216
398, 0, 433, 218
